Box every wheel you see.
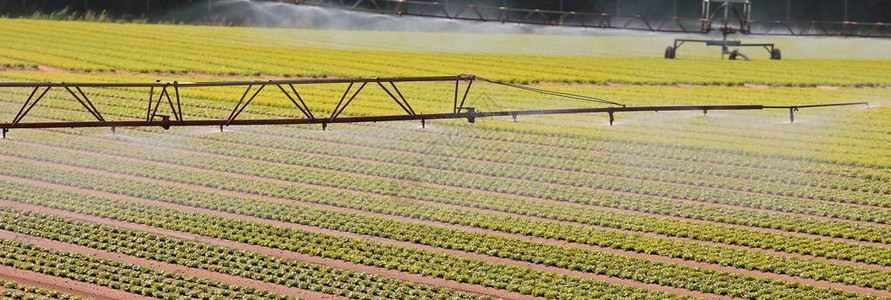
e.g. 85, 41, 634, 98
770, 48, 782, 60
664, 46, 676, 59
728, 50, 739, 60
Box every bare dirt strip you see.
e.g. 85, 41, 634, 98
171, 131, 891, 224
0, 230, 346, 300
1, 163, 889, 298
4, 143, 889, 266
5, 150, 885, 273
0, 264, 154, 300
0, 174, 738, 300
0, 199, 531, 300
2, 65, 882, 89
31, 136, 885, 248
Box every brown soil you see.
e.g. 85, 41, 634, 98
1, 157, 889, 298
0, 230, 345, 300
0, 197, 728, 300
743, 84, 771, 89
0, 193, 534, 300
61, 136, 887, 247
0, 264, 153, 300
6, 148, 886, 273
21, 136, 888, 250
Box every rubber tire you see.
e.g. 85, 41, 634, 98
664, 46, 676, 59
771, 48, 782, 60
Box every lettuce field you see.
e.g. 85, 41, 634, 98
0, 18, 888, 300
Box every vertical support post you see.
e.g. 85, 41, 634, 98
174, 81, 182, 121
146, 85, 154, 121
453, 80, 459, 113
457, 79, 473, 113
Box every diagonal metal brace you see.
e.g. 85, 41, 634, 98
277, 84, 314, 119
376, 81, 415, 115
63, 85, 105, 122
11, 86, 52, 126
227, 81, 269, 125
329, 82, 367, 121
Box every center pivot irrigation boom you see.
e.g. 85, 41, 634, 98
0, 74, 867, 138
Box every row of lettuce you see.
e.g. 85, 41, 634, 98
2, 19, 891, 86
0, 94, 887, 244
0, 239, 294, 299
0, 176, 885, 299
0, 147, 889, 295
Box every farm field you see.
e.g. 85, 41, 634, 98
0, 18, 889, 300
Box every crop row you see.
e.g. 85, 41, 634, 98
4, 131, 888, 286
3, 20, 891, 86
11, 127, 889, 250
0, 69, 886, 176
0, 78, 884, 185
1, 92, 884, 250
0, 154, 888, 296
0, 279, 82, 300
1, 68, 881, 177
0, 84, 884, 204
0, 207, 486, 300
0, 179, 691, 300
0, 91, 887, 248
0, 238, 292, 299
0, 82, 884, 230
238, 124, 889, 196
189, 129, 891, 217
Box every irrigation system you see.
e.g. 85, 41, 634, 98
268, 0, 891, 60
0, 75, 868, 138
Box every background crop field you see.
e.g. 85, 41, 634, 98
0, 18, 888, 300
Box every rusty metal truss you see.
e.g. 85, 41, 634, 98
271, 0, 891, 38
0, 74, 869, 138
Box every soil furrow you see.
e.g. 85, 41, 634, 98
5, 151, 885, 273
0, 229, 345, 300
161, 131, 890, 225
0, 194, 722, 300
2, 159, 888, 297
0, 264, 153, 300
0, 199, 531, 300
30, 138, 884, 248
